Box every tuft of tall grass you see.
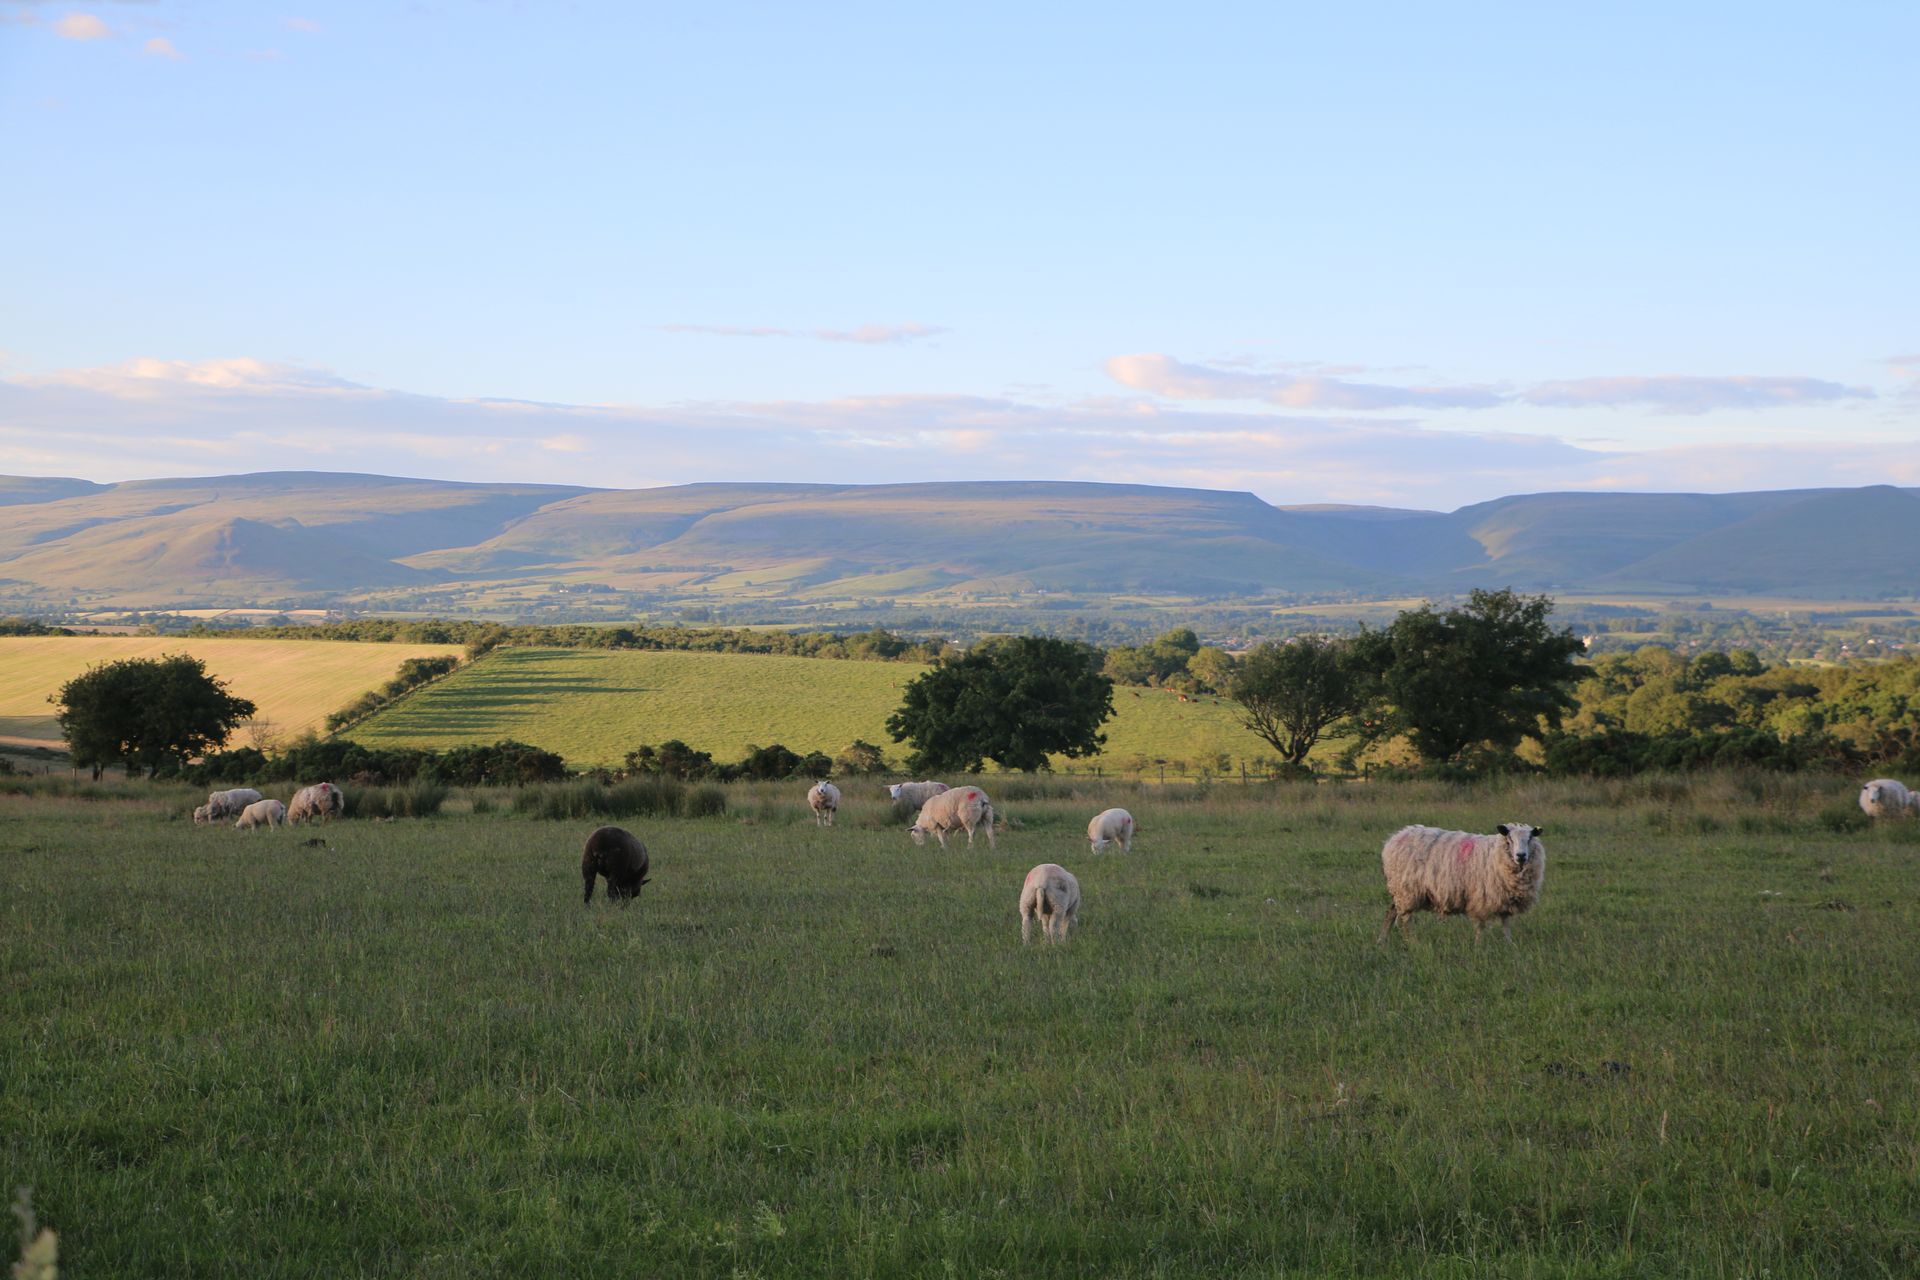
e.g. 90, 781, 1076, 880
351, 780, 449, 819
510, 777, 690, 820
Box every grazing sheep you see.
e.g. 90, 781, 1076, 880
908, 785, 996, 850
193, 804, 214, 825
1087, 807, 1135, 854
1859, 778, 1918, 819
808, 781, 842, 827
288, 782, 345, 824
201, 788, 263, 822
1380, 822, 1546, 944
582, 825, 650, 904
234, 798, 286, 831
1019, 863, 1080, 943
886, 780, 950, 809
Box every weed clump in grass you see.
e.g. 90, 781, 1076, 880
1816, 803, 1871, 834
512, 777, 689, 820
351, 781, 449, 819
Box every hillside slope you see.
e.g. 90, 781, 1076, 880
1, 470, 1913, 604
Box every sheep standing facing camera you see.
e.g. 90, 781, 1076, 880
1380, 822, 1546, 944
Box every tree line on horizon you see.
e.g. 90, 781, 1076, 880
38, 590, 1920, 784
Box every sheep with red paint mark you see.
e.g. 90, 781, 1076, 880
1379, 822, 1545, 944
908, 786, 996, 850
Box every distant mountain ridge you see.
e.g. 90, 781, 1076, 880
0, 471, 1913, 607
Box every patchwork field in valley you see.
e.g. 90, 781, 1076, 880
0, 636, 463, 753
347, 646, 1273, 771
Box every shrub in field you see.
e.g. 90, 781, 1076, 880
834, 739, 888, 774
624, 739, 716, 780
739, 743, 803, 780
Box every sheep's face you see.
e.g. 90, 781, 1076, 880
1495, 823, 1542, 868
887, 784, 903, 800
908, 825, 927, 846
1865, 783, 1885, 807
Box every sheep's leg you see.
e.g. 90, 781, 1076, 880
1474, 919, 1486, 944
1501, 916, 1515, 944
582, 871, 596, 904
1021, 911, 1034, 945
1379, 906, 1399, 944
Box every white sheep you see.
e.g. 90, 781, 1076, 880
1380, 822, 1546, 944
1019, 863, 1080, 943
289, 782, 345, 824
908, 785, 995, 850
886, 780, 950, 808
1859, 778, 1918, 819
193, 804, 214, 825
808, 780, 842, 827
201, 788, 263, 822
234, 798, 287, 831
1087, 807, 1135, 854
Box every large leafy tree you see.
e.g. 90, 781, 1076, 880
1230, 637, 1369, 765
53, 654, 256, 779
1361, 588, 1586, 763
887, 636, 1114, 773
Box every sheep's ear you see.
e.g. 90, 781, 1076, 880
1531, 824, 1545, 838
1497, 823, 1510, 836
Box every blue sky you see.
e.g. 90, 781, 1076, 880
3, 1, 1915, 507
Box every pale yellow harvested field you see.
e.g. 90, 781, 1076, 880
0, 637, 461, 751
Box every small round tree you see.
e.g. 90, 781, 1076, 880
53, 654, 256, 779
887, 636, 1114, 773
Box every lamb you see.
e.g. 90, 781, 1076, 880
908, 785, 995, 850
1380, 822, 1546, 944
582, 825, 650, 904
1087, 807, 1135, 854
1019, 863, 1080, 943
1859, 778, 1918, 819
808, 780, 842, 827
234, 798, 286, 831
288, 782, 345, 824
886, 780, 950, 809
193, 805, 214, 825
200, 788, 263, 822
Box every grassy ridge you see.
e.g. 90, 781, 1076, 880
348, 646, 1272, 770
0, 636, 462, 751
2, 773, 1917, 1275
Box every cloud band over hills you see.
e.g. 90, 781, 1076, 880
2, 355, 1912, 508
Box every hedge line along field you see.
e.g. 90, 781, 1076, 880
0, 636, 463, 752
4, 772, 1918, 1276
346, 646, 1270, 769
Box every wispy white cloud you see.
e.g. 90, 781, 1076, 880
1106, 353, 1506, 410
141, 36, 180, 59
5, 356, 1916, 507
1109, 352, 1882, 417
1520, 374, 1875, 412
54, 12, 112, 40
284, 17, 321, 33
659, 321, 946, 345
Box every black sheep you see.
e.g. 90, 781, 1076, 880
582, 825, 651, 904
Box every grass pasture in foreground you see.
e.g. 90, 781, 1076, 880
347, 646, 1270, 770
3, 772, 1919, 1276
0, 636, 463, 752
